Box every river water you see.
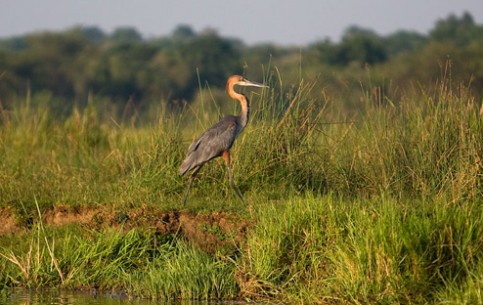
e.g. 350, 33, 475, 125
2, 290, 211, 305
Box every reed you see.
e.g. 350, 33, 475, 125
239, 195, 483, 304
0, 72, 482, 303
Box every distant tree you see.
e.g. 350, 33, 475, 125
343, 26, 379, 39
110, 27, 143, 44
430, 12, 482, 46
0, 36, 27, 51
172, 25, 196, 43
309, 38, 339, 64
6, 32, 90, 97
146, 49, 194, 101
182, 30, 242, 88
79, 26, 106, 44
344, 26, 387, 65
87, 43, 157, 100
382, 30, 427, 56
324, 26, 387, 66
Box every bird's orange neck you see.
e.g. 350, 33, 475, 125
228, 85, 250, 128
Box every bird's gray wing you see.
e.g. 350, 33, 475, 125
179, 116, 238, 175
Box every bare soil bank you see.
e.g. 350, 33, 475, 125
0, 205, 250, 254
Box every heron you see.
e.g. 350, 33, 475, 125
179, 75, 268, 205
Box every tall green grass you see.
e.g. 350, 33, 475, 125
0, 223, 237, 300
1, 71, 481, 212
1, 72, 482, 303
240, 195, 483, 304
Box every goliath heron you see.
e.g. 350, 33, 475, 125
179, 75, 268, 205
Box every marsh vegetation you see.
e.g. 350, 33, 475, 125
1, 12, 482, 304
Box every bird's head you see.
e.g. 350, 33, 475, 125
227, 75, 268, 90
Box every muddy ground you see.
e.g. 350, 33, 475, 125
0, 205, 250, 254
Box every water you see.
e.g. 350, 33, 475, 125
1, 290, 205, 305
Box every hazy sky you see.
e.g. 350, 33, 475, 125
1, 0, 482, 45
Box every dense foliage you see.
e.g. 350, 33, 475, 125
1, 12, 482, 118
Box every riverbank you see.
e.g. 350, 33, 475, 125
1, 195, 482, 304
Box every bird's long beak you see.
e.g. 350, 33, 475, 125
236, 79, 269, 88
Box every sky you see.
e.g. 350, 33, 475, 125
1, 0, 482, 46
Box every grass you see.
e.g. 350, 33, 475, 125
0, 71, 482, 303
0, 223, 238, 300
240, 195, 483, 304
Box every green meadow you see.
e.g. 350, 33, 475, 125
1, 70, 482, 304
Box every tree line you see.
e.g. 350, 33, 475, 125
0, 12, 482, 115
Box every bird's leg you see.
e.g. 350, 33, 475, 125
222, 150, 244, 203
182, 165, 203, 206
